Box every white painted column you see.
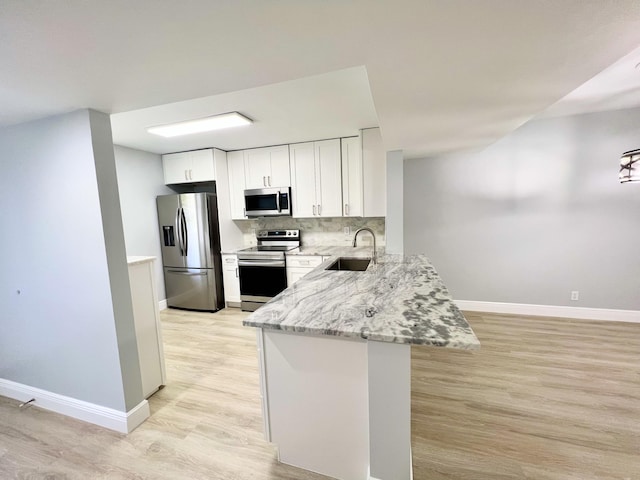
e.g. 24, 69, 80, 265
385, 150, 404, 254
368, 340, 412, 480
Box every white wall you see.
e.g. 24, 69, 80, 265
404, 107, 640, 311
385, 150, 404, 254
0, 110, 142, 411
114, 145, 173, 301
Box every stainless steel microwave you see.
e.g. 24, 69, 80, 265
244, 187, 292, 217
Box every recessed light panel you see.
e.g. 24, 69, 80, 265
148, 112, 252, 137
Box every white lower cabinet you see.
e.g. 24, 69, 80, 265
221, 254, 240, 305
286, 255, 324, 286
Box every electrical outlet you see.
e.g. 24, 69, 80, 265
343, 226, 350, 235
570, 290, 579, 301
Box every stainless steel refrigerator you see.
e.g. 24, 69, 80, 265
156, 193, 224, 311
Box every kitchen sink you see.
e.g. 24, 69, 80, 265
325, 257, 371, 271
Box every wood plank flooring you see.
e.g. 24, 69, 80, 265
1, 308, 639, 479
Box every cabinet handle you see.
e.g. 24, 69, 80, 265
184, 170, 188, 181
312, 205, 316, 216
189, 169, 193, 180
235, 267, 238, 278
263, 176, 266, 186
243, 207, 246, 217
268, 175, 271, 186
345, 203, 349, 216
318, 204, 322, 216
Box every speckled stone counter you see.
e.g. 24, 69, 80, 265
243, 249, 479, 349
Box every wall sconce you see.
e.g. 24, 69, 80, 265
620, 149, 640, 183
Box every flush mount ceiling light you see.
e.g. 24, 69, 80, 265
147, 112, 252, 137
619, 149, 640, 183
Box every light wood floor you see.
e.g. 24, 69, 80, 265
1, 309, 638, 479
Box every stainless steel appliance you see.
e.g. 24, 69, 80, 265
244, 187, 292, 217
156, 193, 224, 311
238, 229, 300, 311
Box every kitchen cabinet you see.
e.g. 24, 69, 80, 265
162, 149, 216, 184
227, 151, 247, 220
290, 139, 342, 218
341, 136, 364, 217
244, 145, 290, 189
221, 254, 240, 306
127, 256, 166, 398
362, 128, 386, 217
286, 255, 324, 286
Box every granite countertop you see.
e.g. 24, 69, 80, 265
243, 248, 480, 349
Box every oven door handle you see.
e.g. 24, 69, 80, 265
238, 259, 286, 268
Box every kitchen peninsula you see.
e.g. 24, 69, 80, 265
243, 249, 479, 480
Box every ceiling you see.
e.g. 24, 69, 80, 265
111, 66, 378, 154
2, 1, 640, 159
540, 44, 640, 119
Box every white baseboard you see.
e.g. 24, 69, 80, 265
455, 300, 640, 323
158, 299, 168, 310
0, 378, 150, 434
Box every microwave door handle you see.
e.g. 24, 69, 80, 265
276, 191, 281, 213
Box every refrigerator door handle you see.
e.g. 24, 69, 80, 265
180, 207, 188, 257
175, 207, 184, 256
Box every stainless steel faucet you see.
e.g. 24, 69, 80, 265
352, 227, 377, 264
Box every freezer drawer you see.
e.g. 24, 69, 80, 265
164, 267, 222, 311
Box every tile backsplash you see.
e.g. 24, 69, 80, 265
237, 217, 385, 247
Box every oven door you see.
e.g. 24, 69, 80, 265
238, 258, 287, 311
244, 188, 291, 217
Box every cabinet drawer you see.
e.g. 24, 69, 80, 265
222, 254, 238, 267
286, 255, 323, 268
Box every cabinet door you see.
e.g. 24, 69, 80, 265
244, 147, 271, 189
362, 128, 386, 217
290, 142, 317, 218
189, 149, 216, 182
341, 137, 363, 217
163, 152, 191, 184
268, 145, 291, 187
286, 267, 312, 287
227, 151, 247, 219
221, 254, 240, 304
315, 139, 343, 218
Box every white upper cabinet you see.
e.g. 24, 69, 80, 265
244, 145, 290, 189
341, 136, 364, 217
315, 140, 342, 217
162, 149, 216, 184
289, 143, 316, 218
227, 150, 247, 220
290, 139, 342, 218
362, 128, 386, 217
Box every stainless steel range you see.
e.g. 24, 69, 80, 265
237, 229, 300, 312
